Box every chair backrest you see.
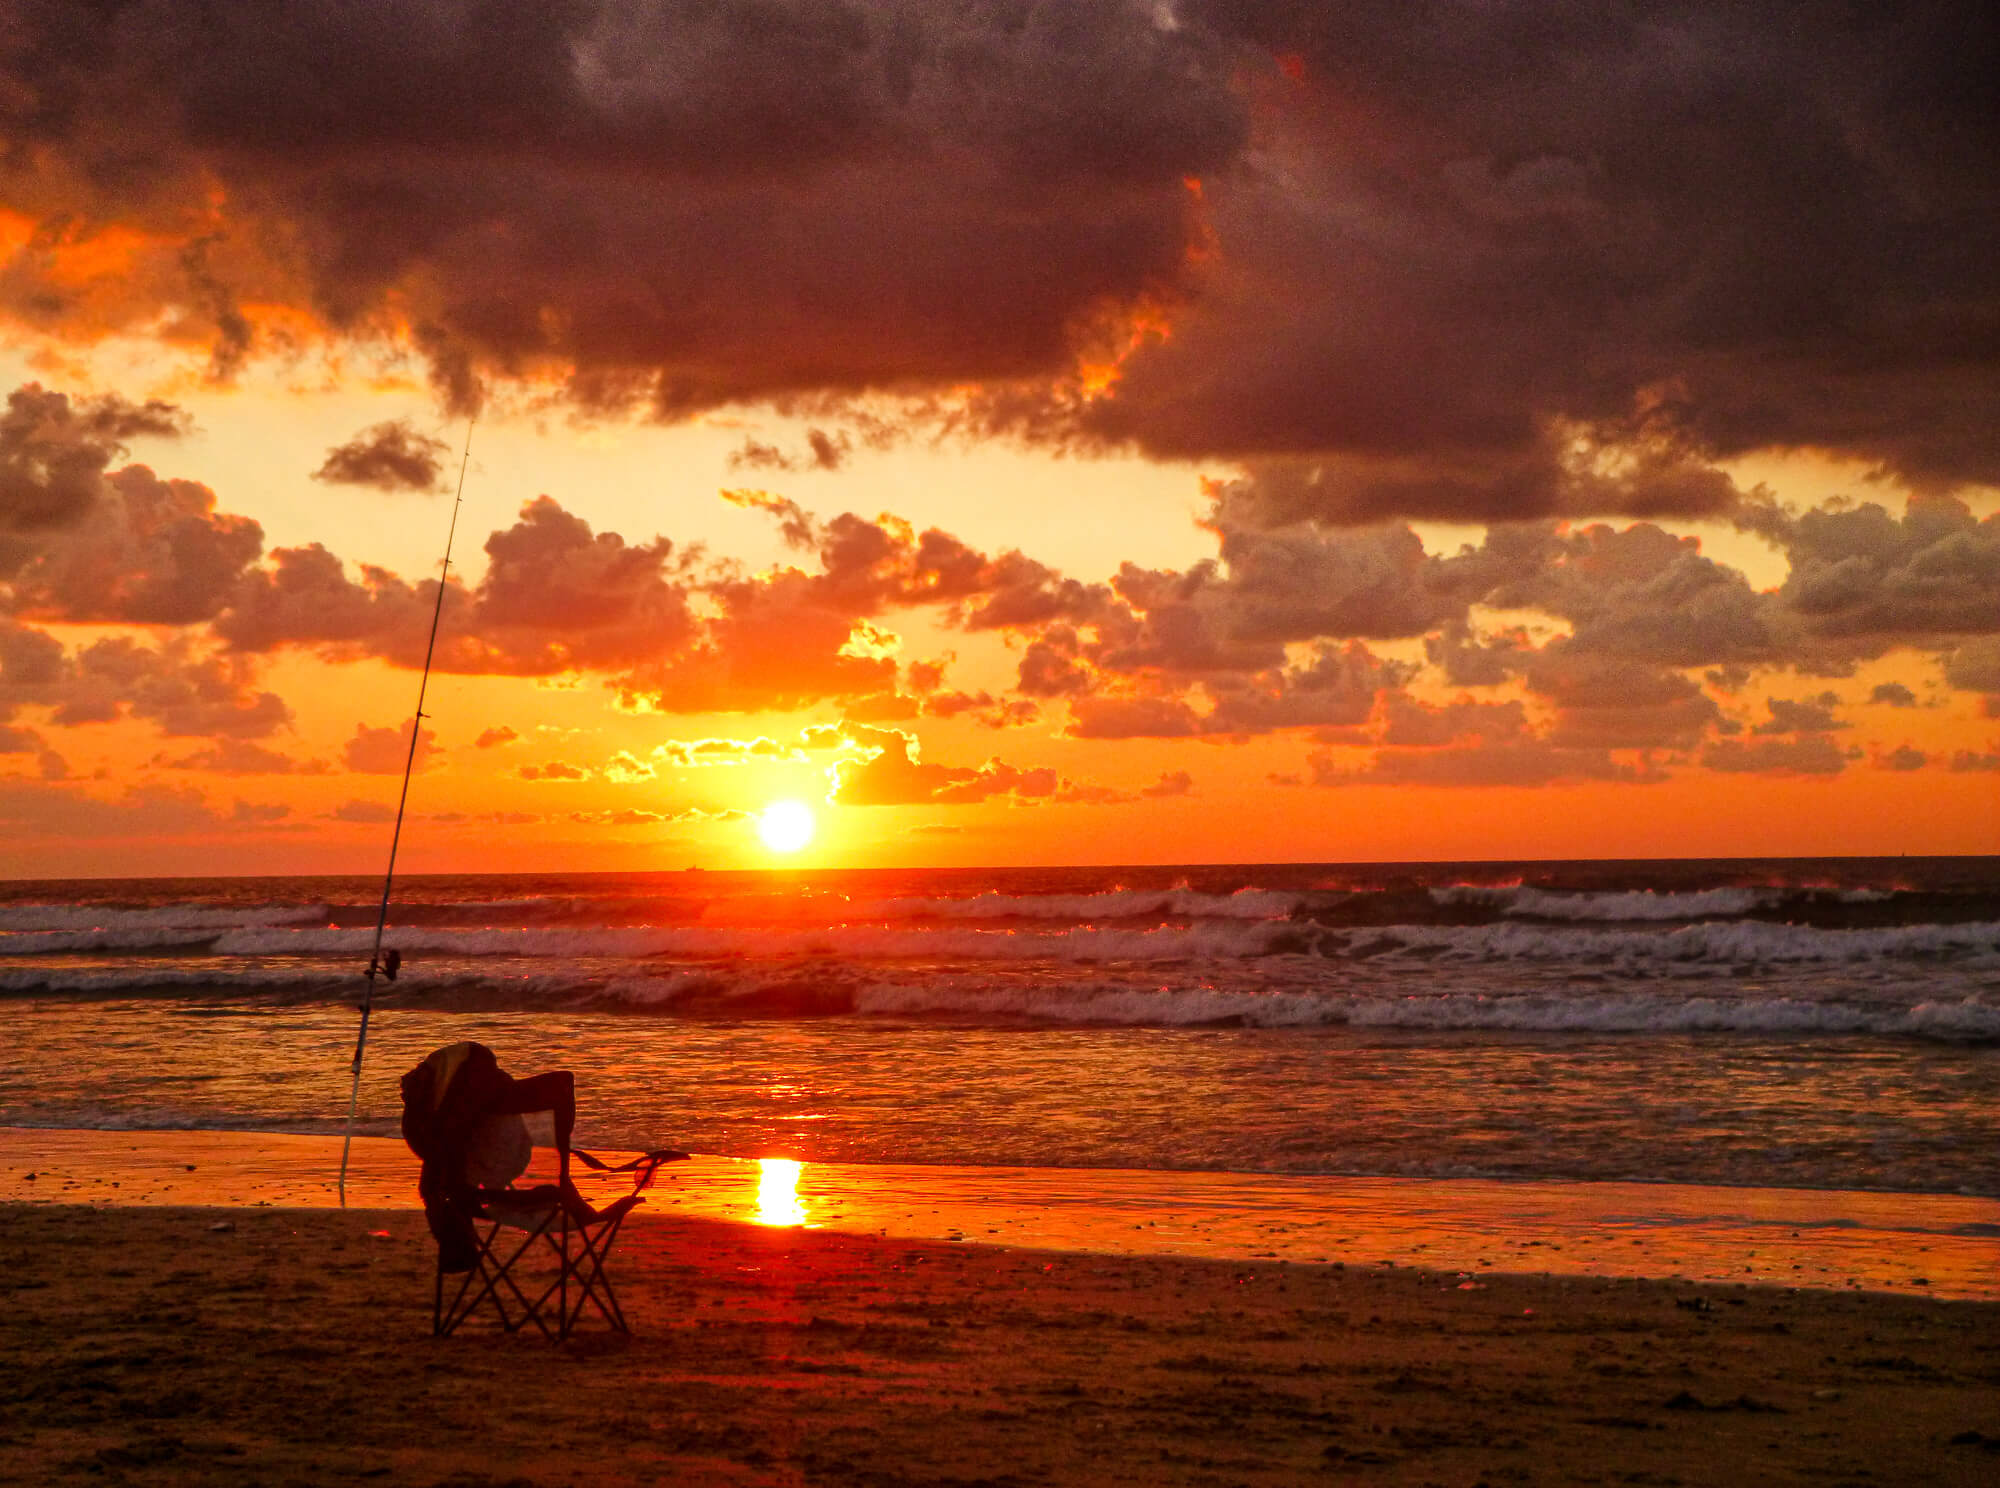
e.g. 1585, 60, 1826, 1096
461, 1112, 533, 1190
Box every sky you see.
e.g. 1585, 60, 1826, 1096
0, 0, 1995, 877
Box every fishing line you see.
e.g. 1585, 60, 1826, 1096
338, 420, 474, 1206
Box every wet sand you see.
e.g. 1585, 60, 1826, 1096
3, 1129, 1999, 1484
9, 1128, 2000, 1300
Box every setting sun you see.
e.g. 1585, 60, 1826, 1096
756, 800, 816, 854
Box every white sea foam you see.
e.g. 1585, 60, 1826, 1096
1373, 917, 2000, 963
1340, 992, 2000, 1037
0, 903, 328, 935
849, 886, 1301, 922
852, 981, 2000, 1038
209, 919, 1293, 962
1430, 885, 1775, 920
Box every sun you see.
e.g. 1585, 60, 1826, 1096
756, 799, 816, 854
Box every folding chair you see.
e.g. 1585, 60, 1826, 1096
433, 1147, 686, 1341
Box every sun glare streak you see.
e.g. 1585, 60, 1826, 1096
755, 1158, 807, 1226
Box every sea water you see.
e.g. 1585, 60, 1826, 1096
2, 858, 1996, 1197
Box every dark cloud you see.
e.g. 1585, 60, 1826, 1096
0, 384, 188, 539
1701, 734, 1850, 776
1764, 496, 2000, 643
164, 739, 328, 775
313, 421, 451, 492
4, 6, 1993, 522
8, 464, 264, 625
1875, 744, 1928, 771
519, 760, 590, 782
1869, 682, 1919, 708
343, 722, 438, 774
0, 1, 1240, 412
1302, 742, 1664, 790
0, 779, 225, 836
474, 726, 518, 748
1753, 695, 1847, 735
1942, 639, 2000, 693
728, 428, 851, 474
1079, 2, 2000, 508
0, 626, 291, 738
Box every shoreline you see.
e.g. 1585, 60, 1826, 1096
8, 1125, 1998, 1300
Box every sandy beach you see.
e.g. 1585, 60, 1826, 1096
5, 1131, 1999, 1485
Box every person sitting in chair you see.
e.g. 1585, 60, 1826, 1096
401, 1041, 588, 1271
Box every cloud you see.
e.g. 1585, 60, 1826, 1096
1765, 497, 2000, 643
2, 6, 1992, 528
1869, 682, 1919, 708
1874, 745, 1928, 772
655, 736, 805, 768
1140, 770, 1193, 798
1942, 639, 2000, 693
825, 723, 1056, 806
313, 421, 451, 492
1752, 695, 1846, 736
0, 2, 1240, 414
474, 726, 518, 748
0, 384, 188, 539
164, 739, 328, 775
0, 780, 224, 837
0, 628, 291, 738
1302, 742, 1663, 789
728, 428, 851, 473
1701, 734, 1849, 776
2, 386, 259, 626
602, 750, 655, 782
519, 760, 590, 782
343, 722, 438, 774
1948, 749, 2000, 773
328, 799, 399, 824
1068, 4, 2000, 505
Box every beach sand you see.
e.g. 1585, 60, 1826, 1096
4, 1132, 1998, 1485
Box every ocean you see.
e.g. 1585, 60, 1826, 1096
3, 857, 1997, 1199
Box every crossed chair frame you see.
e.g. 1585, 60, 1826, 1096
431, 1149, 684, 1341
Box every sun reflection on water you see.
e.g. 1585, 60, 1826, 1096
755, 1157, 808, 1226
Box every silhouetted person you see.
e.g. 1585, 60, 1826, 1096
401, 1042, 581, 1270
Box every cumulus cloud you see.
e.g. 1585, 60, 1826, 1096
1701, 734, 1850, 776
0, 384, 188, 539
164, 739, 328, 775
313, 421, 451, 492
0, 4, 1991, 528
826, 723, 1056, 806
519, 760, 590, 782
0, 2, 1240, 414
0, 780, 223, 837
474, 726, 518, 748
1300, 742, 1663, 789
655, 736, 804, 768
343, 722, 438, 774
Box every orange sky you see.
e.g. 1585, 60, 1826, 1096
0, 5, 1994, 876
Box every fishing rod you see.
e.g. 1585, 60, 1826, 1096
338, 420, 475, 1206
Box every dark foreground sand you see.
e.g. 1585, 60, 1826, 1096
3, 1204, 1996, 1487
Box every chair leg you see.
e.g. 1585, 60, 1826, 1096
437, 1214, 560, 1340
